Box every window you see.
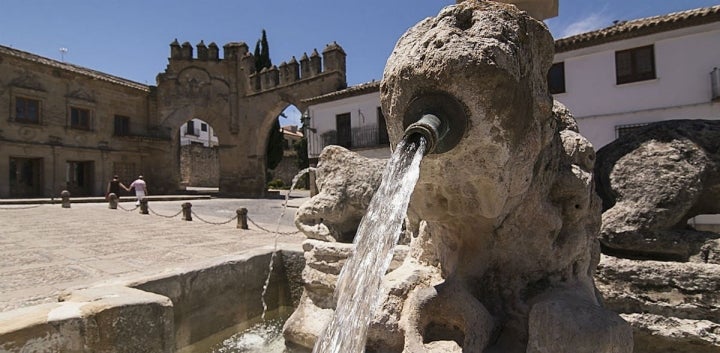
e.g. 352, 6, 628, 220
616, 123, 649, 139
186, 120, 196, 136
377, 107, 389, 145
70, 107, 91, 130
548, 62, 566, 94
615, 45, 656, 84
201, 123, 208, 132
15, 97, 41, 123
114, 115, 130, 136
336, 113, 352, 148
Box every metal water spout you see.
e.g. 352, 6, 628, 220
401, 92, 468, 154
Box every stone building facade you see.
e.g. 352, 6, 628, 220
0, 45, 167, 198
0, 39, 346, 198
179, 144, 219, 187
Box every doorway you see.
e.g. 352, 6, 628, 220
66, 161, 94, 196
9, 157, 43, 198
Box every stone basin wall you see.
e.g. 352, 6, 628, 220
0, 248, 304, 353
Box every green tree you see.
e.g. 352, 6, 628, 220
266, 118, 284, 170
254, 29, 272, 73
254, 29, 284, 173
293, 136, 309, 169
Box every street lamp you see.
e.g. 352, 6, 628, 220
301, 110, 316, 133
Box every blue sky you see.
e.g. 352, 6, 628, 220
2, 0, 718, 126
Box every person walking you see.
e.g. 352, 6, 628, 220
106, 175, 127, 199
125, 175, 148, 205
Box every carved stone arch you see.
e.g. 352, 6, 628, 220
256, 97, 306, 155
157, 68, 230, 131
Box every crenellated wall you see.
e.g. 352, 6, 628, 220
155, 38, 346, 197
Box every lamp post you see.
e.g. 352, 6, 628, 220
301, 110, 316, 133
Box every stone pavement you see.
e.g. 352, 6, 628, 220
0, 195, 309, 313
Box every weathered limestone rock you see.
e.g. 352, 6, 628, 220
596, 256, 720, 353
286, 1, 632, 352
0, 286, 174, 353
375, 1, 631, 351
294, 145, 386, 242
283, 239, 410, 350
595, 119, 720, 262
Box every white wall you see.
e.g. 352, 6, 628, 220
306, 91, 385, 159
555, 22, 720, 149
180, 118, 219, 147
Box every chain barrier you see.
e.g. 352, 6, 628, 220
148, 206, 183, 219
0, 204, 44, 210
246, 216, 301, 235
190, 210, 238, 225
117, 203, 139, 212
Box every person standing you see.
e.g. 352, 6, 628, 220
106, 175, 127, 199
126, 175, 148, 205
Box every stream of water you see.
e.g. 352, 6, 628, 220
313, 137, 427, 353
261, 167, 314, 320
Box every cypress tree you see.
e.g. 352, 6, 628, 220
260, 29, 271, 69
266, 118, 284, 171
253, 40, 263, 72
253, 29, 284, 175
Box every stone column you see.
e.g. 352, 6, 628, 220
139, 199, 149, 215
182, 202, 192, 221
108, 193, 118, 209
237, 208, 248, 229
60, 190, 71, 208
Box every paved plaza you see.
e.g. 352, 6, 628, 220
0, 193, 309, 313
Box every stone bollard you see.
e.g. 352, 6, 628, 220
60, 190, 71, 208
108, 193, 118, 209
139, 198, 149, 215
182, 202, 192, 221
237, 208, 248, 229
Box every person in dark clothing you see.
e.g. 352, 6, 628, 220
106, 175, 127, 199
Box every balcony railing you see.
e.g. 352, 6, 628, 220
310, 124, 390, 157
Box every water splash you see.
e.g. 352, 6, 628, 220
313, 137, 426, 353
261, 167, 316, 320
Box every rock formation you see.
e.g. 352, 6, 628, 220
594, 119, 720, 352
595, 119, 720, 262
285, 1, 633, 352
294, 145, 386, 243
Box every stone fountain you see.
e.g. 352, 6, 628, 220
285, 1, 633, 352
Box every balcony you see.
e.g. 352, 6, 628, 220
309, 124, 389, 157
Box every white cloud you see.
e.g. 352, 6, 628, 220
560, 13, 612, 38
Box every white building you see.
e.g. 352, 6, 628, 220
180, 118, 218, 147
302, 81, 389, 161
303, 5, 720, 157
553, 5, 720, 149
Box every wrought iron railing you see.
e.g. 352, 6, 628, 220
310, 125, 390, 157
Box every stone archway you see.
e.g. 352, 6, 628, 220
152, 40, 346, 196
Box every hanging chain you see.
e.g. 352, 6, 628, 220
246, 216, 301, 235
190, 210, 238, 225
148, 206, 183, 219
117, 203, 139, 212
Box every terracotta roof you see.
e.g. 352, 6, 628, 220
0, 44, 150, 91
555, 5, 720, 53
302, 80, 380, 105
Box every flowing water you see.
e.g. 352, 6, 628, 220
185, 307, 298, 353
313, 137, 427, 353
261, 167, 315, 320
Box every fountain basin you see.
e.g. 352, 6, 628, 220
0, 247, 304, 353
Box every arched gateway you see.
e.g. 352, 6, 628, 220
152, 40, 346, 197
